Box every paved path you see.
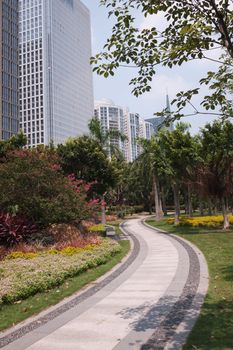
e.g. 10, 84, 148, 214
0, 218, 208, 350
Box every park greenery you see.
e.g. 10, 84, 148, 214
1, 117, 233, 248
147, 218, 233, 350
1, 0, 233, 340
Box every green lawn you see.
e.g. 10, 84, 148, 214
0, 240, 130, 331
147, 219, 233, 350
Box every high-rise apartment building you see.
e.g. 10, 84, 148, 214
0, 0, 19, 140
94, 99, 126, 157
19, 0, 93, 147
128, 112, 141, 162
95, 99, 154, 162
140, 120, 154, 141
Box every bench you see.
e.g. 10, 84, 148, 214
105, 225, 116, 238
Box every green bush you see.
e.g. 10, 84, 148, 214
89, 224, 106, 236
0, 149, 96, 227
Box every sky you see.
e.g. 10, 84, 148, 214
82, 0, 221, 134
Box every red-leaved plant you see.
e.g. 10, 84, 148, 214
53, 235, 101, 251
0, 213, 37, 247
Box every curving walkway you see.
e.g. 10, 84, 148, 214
0, 218, 208, 350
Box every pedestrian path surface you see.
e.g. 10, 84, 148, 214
1, 218, 208, 350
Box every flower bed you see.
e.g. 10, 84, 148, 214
0, 238, 121, 305
167, 215, 233, 228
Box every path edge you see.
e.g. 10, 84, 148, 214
142, 217, 209, 350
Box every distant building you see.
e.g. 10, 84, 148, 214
127, 112, 141, 162
95, 99, 156, 162
94, 99, 126, 157
0, 0, 19, 140
140, 120, 154, 140
19, 0, 94, 147
145, 94, 174, 133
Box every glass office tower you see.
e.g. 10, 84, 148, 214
19, 0, 93, 146
0, 0, 19, 140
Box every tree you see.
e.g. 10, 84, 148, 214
138, 137, 169, 220
160, 123, 199, 224
195, 120, 233, 229
57, 135, 115, 196
88, 117, 127, 158
92, 0, 233, 120
0, 131, 27, 158
0, 149, 97, 227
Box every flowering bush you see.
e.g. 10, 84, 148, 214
0, 239, 121, 304
0, 149, 100, 227
167, 215, 233, 228
0, 213, 36, 247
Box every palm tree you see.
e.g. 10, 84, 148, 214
88, 117, 127, 159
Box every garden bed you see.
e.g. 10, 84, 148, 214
0, 238, 121, 305
0, 239, 130, 331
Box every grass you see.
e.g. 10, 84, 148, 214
146, 218, 233, 350
0, 240, 130, 331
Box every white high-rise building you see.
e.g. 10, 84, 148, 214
19, 0, 93, 147
94, 99, 126, 157
94, 99, 154, 162
140, 120, 154, 140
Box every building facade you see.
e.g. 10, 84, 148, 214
127, 112, 141, 162
145, 94, 174, 133
95, 99, 154, 163
19, 0, 93, 147
0, 0, 19, 140
94, 99, 126, 157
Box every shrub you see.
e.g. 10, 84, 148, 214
4, 235, 102, 260
0, 150, 99, 227
89, 224, 106, 236
0, 213, 37, 247
6, 252, 38, 260
167, 215, 233, 228
46, 224, 82, 243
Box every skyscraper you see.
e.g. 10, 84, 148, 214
94, 98, 126, 157
19, 0, 93, 147
0, 0, 19, 140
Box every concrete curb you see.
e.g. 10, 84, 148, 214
142, 218, 209, 350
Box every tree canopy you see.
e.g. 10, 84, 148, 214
57, 135, 115, 196
92, 0, 233, 120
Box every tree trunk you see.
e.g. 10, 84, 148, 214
153, 174, 163, 221
161, 186, 168, 216
187, 184, 193, 217
222, 198, 229, 230
208, 199, 212, 216
173, 183, 180, 225
101, 198, 106, 225
199, 200, 204, 216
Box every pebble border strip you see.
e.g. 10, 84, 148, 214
0, 225, 140, 348
141, 222, 201, 350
